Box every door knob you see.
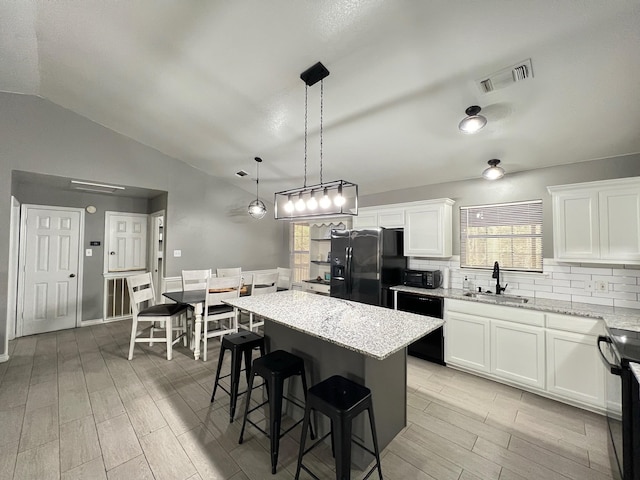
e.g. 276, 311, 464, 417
110, 251, 116, 255
69, 274, 76, 278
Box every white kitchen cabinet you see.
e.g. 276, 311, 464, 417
491, 319, 545, 389
404, 199, 454, 257
545, 313, 607, 410
444, 310, 491, 373
548, 176, 640, 264
352, 206, 405, 229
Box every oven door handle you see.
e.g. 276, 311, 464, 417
597, 335, 622, 376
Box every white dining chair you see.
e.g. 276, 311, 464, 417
276, 267, 293, 290
202, 275, 242, 361
127, 272, 189, 361
216, 267, 242, 278
240, 271, 278, 332
182, 269, 212, 291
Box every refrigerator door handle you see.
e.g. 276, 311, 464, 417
346, 246, 352, 295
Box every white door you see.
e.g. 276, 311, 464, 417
20, 206, 82, 336
106, 212, 148, 272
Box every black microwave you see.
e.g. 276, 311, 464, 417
403, 269, 442, 289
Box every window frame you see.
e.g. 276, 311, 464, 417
460, 199, 543, 273
289, 222, 310, 283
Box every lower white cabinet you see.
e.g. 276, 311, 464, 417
491, 319, 545, 389
444, 310, 490, 372
546, 329, 605, 407
445, 299, 608, 412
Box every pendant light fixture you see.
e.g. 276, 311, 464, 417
458, 105, 487, 134
274, 62, 358, 220
482, 159, 505, 180
248, 157, 267, 219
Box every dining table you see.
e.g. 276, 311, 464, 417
163, 286, 248, 360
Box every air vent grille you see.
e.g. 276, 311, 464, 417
477, 59, 533, 93
235, 170, 249, 177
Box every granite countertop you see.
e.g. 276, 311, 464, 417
391, 285, 640, 332
223, 290, 443, 360
630, 363, 640, 384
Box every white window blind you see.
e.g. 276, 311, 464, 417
460, 200, 543, 272
289, 223, 310, 282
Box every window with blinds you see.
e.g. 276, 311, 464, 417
460, 200, 543, 272
290, 223, 310, 282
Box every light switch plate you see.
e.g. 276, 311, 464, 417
173, 250, 182, 257
85, 249, 92, 257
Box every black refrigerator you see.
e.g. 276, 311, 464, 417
330, 228, 406, 308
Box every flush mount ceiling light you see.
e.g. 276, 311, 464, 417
248, 157, 267, 219
458, 105, 487, 134
274, 62, 358, 220
482, 159, 505, 180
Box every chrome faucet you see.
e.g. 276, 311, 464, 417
492, 261, 507, 294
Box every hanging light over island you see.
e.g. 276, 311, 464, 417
274, 62, 358, 220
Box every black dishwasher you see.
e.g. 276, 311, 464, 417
396, 291, 445, 365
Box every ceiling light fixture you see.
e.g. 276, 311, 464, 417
274, 62, 358, 220
482, 159, 505, 180
248, 157, 267, 219
458, 105, 487, 134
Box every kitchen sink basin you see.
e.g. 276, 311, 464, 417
462, 292, 529, 304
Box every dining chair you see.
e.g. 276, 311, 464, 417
276, 267, 293, 290
202, 275, 242, 361
127, 272, 189, 361
240, 271, 278, 332
216, 267, 242, 278
182, 269, 212, 290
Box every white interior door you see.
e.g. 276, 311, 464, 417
20, 206, 82, 336
106, 212, 148, 272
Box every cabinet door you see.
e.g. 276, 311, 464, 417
599, 187, 640, 262
491, 320, 545, 389
377, 208, 405, 228
444, 311, 490, 372
353, 211, 378, 229
404, 203, 452, 257
546, 329, 605, 408
552, 191, 599, 260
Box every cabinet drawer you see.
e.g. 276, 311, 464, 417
445, 299, 544, 327
546, 313, 605, 335
304, 283, 329, 294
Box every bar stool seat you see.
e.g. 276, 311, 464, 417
238, 349, 315, 474
295, 375, 383, 480
210, 331, 265, 422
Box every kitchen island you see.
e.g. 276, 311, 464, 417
223, 290, 443, 467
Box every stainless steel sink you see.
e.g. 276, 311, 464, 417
463, 292, 529, 304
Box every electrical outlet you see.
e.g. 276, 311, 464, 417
585, 281, 595, 292
173, 249, 182, 257
595, 280, 609, 292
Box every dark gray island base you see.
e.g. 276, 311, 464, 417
224, 290, 444, 470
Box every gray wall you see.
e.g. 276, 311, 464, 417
362, 154, 640, 258
0, 92, 289, 357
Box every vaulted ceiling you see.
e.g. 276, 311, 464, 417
2, 1, 639, 198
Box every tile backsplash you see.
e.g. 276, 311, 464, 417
409, 256, 640, 309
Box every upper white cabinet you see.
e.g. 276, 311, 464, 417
353, 199, 454, 258
404, 199, 454, 257
548, 177, 640, 263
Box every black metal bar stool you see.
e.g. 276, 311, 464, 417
238, 349, 315, 474
295, 375, 383, 480
210, 331, 265, 422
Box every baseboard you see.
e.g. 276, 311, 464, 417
80, 318, 105, 327
0, 353, 9, 363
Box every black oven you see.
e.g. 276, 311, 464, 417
597, 328, 640, 480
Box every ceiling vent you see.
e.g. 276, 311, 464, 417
235, 170, 249, 177
477, 59, 533, 94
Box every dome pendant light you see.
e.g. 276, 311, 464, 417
248, 157, 267, 219
274, 61, 358, 220
458, 105, 487, 134
482, 159, 505, 180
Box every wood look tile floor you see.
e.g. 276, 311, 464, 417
0, 320, 620, 480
